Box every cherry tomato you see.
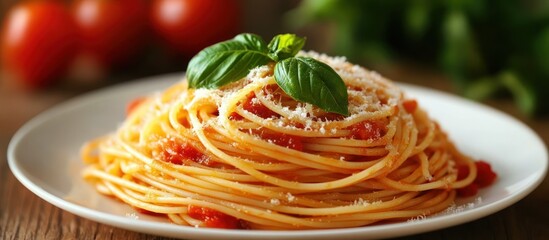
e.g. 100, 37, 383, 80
150, 0, 241, 56
1, 1, 78, 88
72, 0, 148, 69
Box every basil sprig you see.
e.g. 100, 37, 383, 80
187, 33, 349, 116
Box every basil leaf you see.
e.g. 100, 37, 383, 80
268, 34, 306, 61
187, 33, 272, 89
186, 33, 349, 116
274, 57, 349, 116
233, 33, 269, 53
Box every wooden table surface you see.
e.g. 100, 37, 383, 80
1, 67, 548, 240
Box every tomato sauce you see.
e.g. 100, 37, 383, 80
258, 131, 304, 151
456, 161, 497, 197
456, 182, 479, 197
187, 205, 243, 229
348, 120, 386, 140
229, 112, 244, 120
154, 137, 210, 166
242, 93, 279, 119
402, 99, 418, 113
473, 161, 497, 187
229, 93, 280, 120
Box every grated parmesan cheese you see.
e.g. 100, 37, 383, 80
286, 192, 295, 202
270, 198, 281, 205
181, 50, 407, 137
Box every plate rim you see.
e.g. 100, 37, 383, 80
7, 73, 548, 239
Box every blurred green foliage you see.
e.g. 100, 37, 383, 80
288, 0, 549, 116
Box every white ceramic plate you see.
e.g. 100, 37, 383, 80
8, 73, 548, 240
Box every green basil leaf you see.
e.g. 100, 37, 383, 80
187, 33, 272, 89
268, 34, 306, 61
274, 57, 349, 116
233, 33, 269, 53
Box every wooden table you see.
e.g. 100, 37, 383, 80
1, 67, 548, 239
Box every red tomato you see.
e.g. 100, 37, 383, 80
258, 131, 304, 151
150, 0, 241, 56
402, 99, 418, 113
72, 0, 148, 69
456, 161, 497, 197
153, 137, 211, 165
456, 164, 470, 181
474, 161, 497, 188
242, 93, 280, 119
1, 1, 78, 88
457, 183, 479, 197
230, 91, 281, 120
349, 120, 386, 140
187, 205, 241, 229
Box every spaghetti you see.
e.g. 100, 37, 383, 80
81, 51, 483, 229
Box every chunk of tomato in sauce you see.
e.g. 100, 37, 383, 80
154, 137, 210, 165
349, 120, 386, 140
402, 99, 418, 113
228, 93, 279, 120
456, 164, 470, 181
258, 131, 304, 151
187, 205, 242, 229
457, 183, 479, 197
474, 161, 497, 187
242, 93, 279, 119
228, 112, 244, 120
456, 160, 497, 197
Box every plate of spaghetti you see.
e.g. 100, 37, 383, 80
8, 34, 548, 239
